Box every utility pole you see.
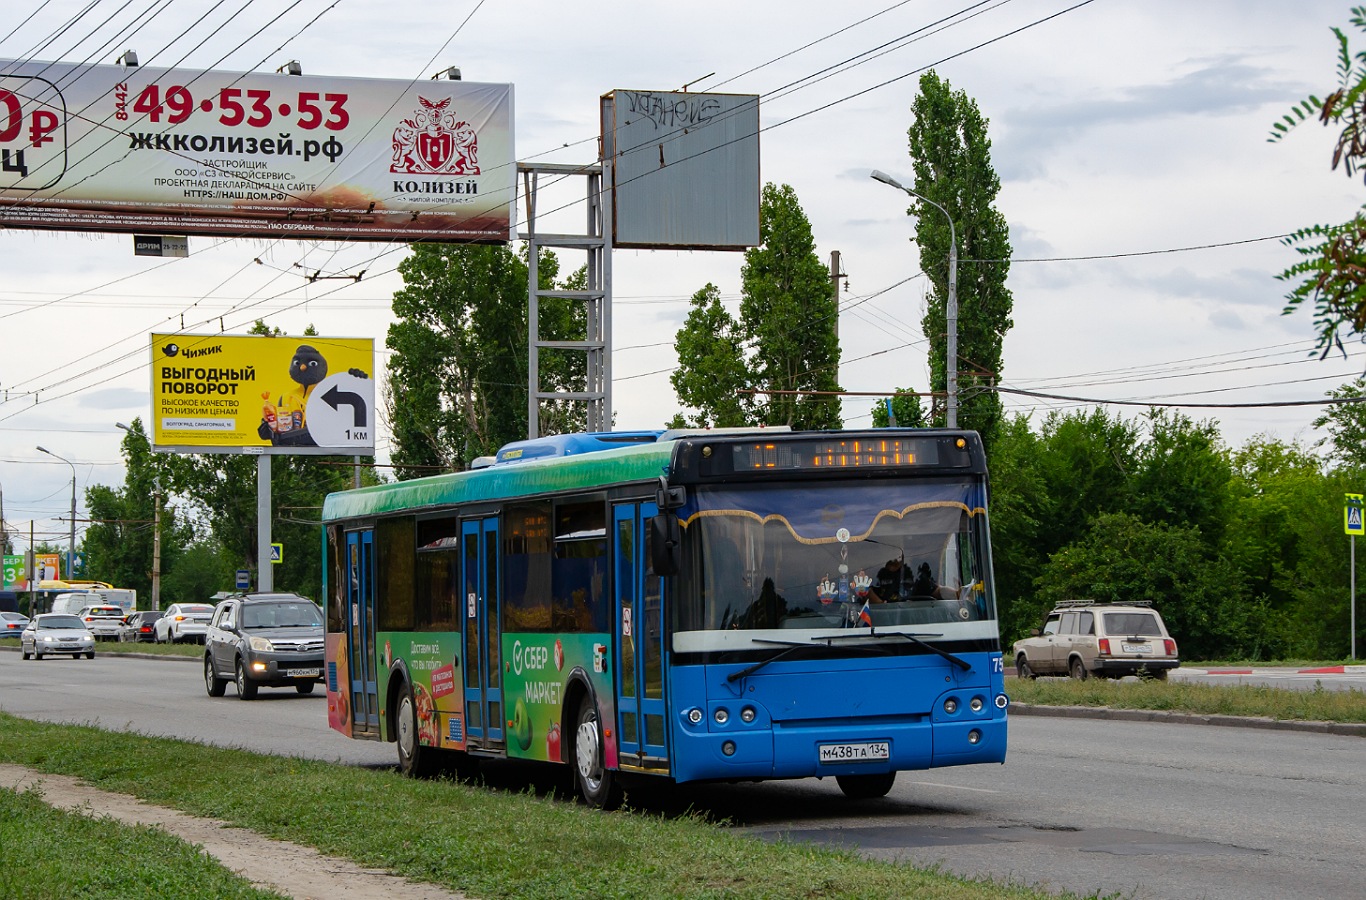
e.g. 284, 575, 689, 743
152, 479, 162, 611
829, 250, 845, 342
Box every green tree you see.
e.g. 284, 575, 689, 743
1129, 410, 1233, 547
386, 243, 583, 475
906, 71, 1013, 447
868, 389, 927, 427
741, 183, 842, 429
82, 418, 191, 608
672, 184, 841, 429
670, 284, 754, 428
1314, 377, 1366, 470
984, 413, 1046, 642
1269, 7, 1366, 352
1224, 436, 1335, 658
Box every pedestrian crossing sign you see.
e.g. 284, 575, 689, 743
1346, 494, 1364, 536
270, 543, 283, 564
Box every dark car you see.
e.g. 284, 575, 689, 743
118, 610, 165, 643
203, 592, 324, 700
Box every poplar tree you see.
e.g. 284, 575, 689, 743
671, 183, 842, 429
906, 71, 1013, 447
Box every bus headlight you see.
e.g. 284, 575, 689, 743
970, 697, 984, 713
943, 697, 958, 714
714, 707, 730, 725
740, 706, 756, 723
968, 729, 981, 745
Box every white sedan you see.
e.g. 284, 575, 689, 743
21, 614, 96, 660
154, 603, 217, 643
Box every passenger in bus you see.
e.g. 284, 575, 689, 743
740, 578, 788, 629
908, 562, 962, 601
870, 552, 908, 603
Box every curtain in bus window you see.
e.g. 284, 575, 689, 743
377, 517, 415, 631
326, 526, 344, 632
682, 482, 983, 542
504, 503, 552, 631
552, 501, 608, 634
415, 550, 459, 633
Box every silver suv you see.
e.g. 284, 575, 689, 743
1013, 600, 1178, 680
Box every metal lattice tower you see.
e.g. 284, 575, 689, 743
518, 162, 611, 438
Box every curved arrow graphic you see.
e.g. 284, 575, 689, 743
322, 385, 367, 427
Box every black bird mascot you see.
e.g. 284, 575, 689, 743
258, 344, 367, 447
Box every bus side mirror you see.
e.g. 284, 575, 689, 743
649, 514, 681, 576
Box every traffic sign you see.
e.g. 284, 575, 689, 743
1347, 494, 1364, 537
235, 569, 250, 590
270, 543, 283, 564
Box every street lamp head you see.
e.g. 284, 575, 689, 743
116, 422, 130, 432
870, 169, 905, 191
36, 445, 49, 455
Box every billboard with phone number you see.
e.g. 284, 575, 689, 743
151, 333, 375, 455
0, 59, 514, 242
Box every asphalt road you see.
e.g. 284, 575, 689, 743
2, 650, 1363, 899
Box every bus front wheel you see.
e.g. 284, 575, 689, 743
573, 695, 622, 809
837, 772, 896, 799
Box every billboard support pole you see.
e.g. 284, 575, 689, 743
257, 454, 272, 593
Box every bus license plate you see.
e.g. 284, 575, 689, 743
288, 668, 321, 677
819, 741, 889, 764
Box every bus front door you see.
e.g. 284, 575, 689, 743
462, 517, 504, 751
345, 530, 379, 736
613, 502, 669, 771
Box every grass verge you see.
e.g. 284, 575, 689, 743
0, 637, 202, 658
1008, 677, 1366, 723
0, 784, 286, 899
0, 713, 1088, 900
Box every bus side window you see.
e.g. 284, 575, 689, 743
504, 503, 552, 631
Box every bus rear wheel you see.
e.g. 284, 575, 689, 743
396, 682, 439, 778
572, 695, 622, 809
837, 772, 896, 799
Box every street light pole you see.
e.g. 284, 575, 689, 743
870, 169, 959, 428
36, 446, 76, 580
117, 423, 160, 611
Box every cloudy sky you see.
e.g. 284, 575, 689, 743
1, 0, 1360, 555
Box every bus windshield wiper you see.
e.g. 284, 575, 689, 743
891, 632, 972, 670
816, 630, 972, 671
726, 638, 832, 682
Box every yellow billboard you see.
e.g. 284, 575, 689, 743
151, 334, 375, 455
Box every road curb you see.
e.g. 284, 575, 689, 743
1009, 702, 1366, 737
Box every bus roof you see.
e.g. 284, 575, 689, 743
323, 439, 677, 522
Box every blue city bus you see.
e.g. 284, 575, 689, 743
321, 428, 1007, 806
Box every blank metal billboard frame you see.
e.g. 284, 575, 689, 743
600, 90, 759, 250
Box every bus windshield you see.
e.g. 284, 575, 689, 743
675, 480, 994, 633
